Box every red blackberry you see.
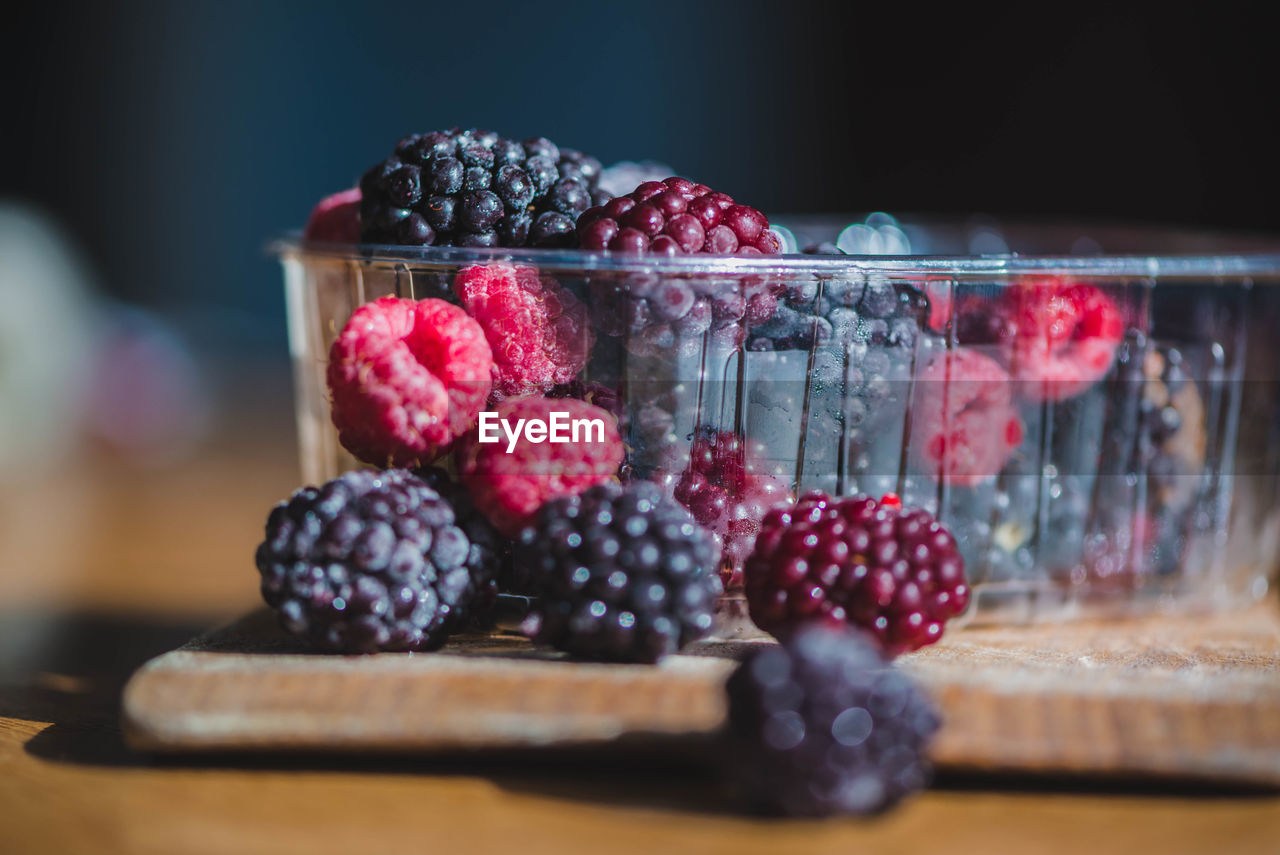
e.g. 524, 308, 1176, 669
576, 177, 781, 256
358, 128, 606, 248
724, 624, 940, 816
255, 469, 502, 653
660, 428, 793, 590
517, 481, 722, 663
579, 177, 784, 354
744, 492, 968, 656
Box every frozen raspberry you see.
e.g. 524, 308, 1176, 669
724, 624, 940, 816
327, 296, 493, 467
303, 187, 361, 243
453, 263, 593, 400
457, 396, 623, 537
577, 177, 782, 255
912, 348, 1024, 487
255, 469, 502, 653
959, 278, 1124, 401
656, 428, 793, 590
745, 491, 969, 656
517, 481, 721, 662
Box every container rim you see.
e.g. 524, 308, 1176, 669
268, 216, 1280, 279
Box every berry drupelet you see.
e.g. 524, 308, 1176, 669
745, 491, 969, 656
358, 128, 607, 248
724, 624, 940, 817
255, 469, 502, 653
576, 176, 781, 255
517, 481, 722, 663
660, 427, 792, 590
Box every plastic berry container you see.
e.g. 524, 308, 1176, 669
272, 215, 1280, 633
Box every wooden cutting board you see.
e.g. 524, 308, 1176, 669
122, 605, 1280, 786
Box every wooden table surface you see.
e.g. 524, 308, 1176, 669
2, 403, 1278, 855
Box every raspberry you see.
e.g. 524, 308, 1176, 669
658, 428, 792, 590
453, 263, 593, 400
358, 128, 606, 248
457, 396, 624, 537
1005, 279, 1124, 400
724, 624, 940, 816
577, 176, 782, 255
255, 469, 502, 653
303, 187, 361, 243
912, 348, 1024, 487
517, 481, 721, 662
327, 296, 493, 467
744, 491, 969, 656
958, 278, 1124, 401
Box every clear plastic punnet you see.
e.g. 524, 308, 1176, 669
273, 216, 1280, 634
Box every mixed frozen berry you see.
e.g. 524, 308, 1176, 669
327, 296, 493, 468
745, 491, 968, 656
453, 263, 593, 400
724, 623, 940, 816
456, 395, 623, 537
576, 176, 782, 255
255, 469, 502, 653
358, 128, 607, 248
657, 428, 793, 589
517, 481, 722, 663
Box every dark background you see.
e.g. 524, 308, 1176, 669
3, 1, 1276, 360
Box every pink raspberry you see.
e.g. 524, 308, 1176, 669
912, 348, 1024, 487
303, 188, 361, 243
453, 263, 593, 400
457, 396, 623, 537
327, 296, 492, 467
1002, 278, 1124, 401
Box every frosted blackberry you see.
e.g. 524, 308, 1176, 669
255, 469, 501, 653
359, 128, 604, 248
580, 177, 784, 355
724, 624, 940, 817
516, 481, 722, 663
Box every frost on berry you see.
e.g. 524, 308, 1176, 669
327, 296, 493, 467
454, 263, 593, 400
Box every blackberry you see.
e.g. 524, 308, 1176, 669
255, 469, 501, 653
516, 481, 722, 663
724, 624, 940, 817
359, 128, 605, 248
664, 427, 792, 590
745, 491, 968, 656
580, 177, 784, 355
413, 466, 508, 605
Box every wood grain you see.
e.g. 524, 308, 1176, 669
123, 605, 1280, 785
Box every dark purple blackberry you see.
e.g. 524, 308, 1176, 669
516, 481, 722, 663
412, 465, 508, 606
724, 624, 940, 817
359, 128, 604, 248
255, 469, 501, 653
745, 492, 969, 656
